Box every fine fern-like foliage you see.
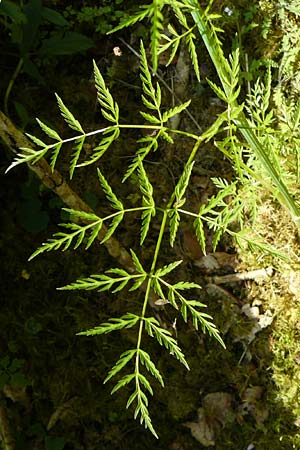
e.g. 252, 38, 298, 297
7, 0, 300, 439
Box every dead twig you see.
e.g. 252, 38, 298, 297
208, 267, 274, 285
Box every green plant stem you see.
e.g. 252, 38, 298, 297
135, 209, 169, 366
4, 57, 24, 116
187, 1, 300, 228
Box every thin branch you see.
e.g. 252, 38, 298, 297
0, 110, 135, 273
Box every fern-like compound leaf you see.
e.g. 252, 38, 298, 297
101, 213, 124, 244
108, 5, 151, 34
28, 219, 102, 261
162, 100, 191, 123
172, 281, 201, 290
70, 136, 85, 179
184, 300, 225, 348
62, 209, 100, 221
36, 118, 61, 141
55, 94, 84, 133
5, 146, 49, 173
104, 349, 137, 383
97, 169, 123, 211
86, 221, 102, 249
50, 142, 62, 169
139, 349, 164, 387
77, 313, 140, 337
193, 216, 206, 254
129, 249, 146, 274
139, 111, 161, 124
123, 135, 159, 182
26, 133, 47, 147
144, 317, 189, 370
168, 209, 180, 247
154, 260, 182, 278
174, 160, 194, 203
59, 270, 145, 292
140, 41, 161, 115
111, 374, 136, 395
77, 128, 120, 168
149, 1, 164, 73
151, 278, 165, 299
185, 30, 200, 81
93, 60, 119, 124
137, 159, 155, 244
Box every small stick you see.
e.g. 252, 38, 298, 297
208, 267, 273, 285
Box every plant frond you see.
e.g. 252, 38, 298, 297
76, 127, 120, 168
97, 169, 123, 211
55, 93, 84, 133
154, 260, 182, 277
185, 30, 200, 81
36, 118, 61, 141
93, 60, 119, 123
123, 135, 159, 181
149, 1, 164, 73
70, 136, 85, 179
6, 146, 49, 173
162, 100, 191, 123
101, 213, 124, 243
144, 317, 189, 369
140, 41, 162, 115
58, 269, 145, 292
139, 349, 164, 386
104, 349, 137, 383
28, 219, 102, 260
168, 209, 180, 247
137, 159, 155, 244
108, 5, 152, 34
77, 313, 140, 336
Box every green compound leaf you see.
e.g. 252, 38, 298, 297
108, 5, 151, 34
101, 212, 124, 243
154, 260, 182, 277
139, 349, 164, 387
36, 118, 61, 141
144, 317, 189, 370
77, 313, 140, 337
139, 111, 161, 124
77, 127, 120, 168
123, 135, 159, 182
185, 30, 200, 82
93, 60, 119, 124
58, 269, 143, 292
162, 100, 191, 122
97, 169, 123, 211
5, 146, 49, 173
28, 218, 102, 260
140, 41, 161, 112
174, 160, 194, 202
70, 136, 85, 179
182, 299, 225, 348
55, 94, 84, 133
168, 209, 180, 247
137, 159, 155, 244
104, 349, 137, 383
130, 249, 146, 274
193, 216, 206, 254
